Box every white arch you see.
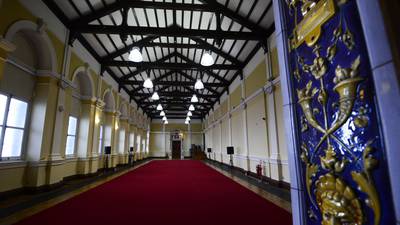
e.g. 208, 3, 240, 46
102, 89, 115, 111
71, 66, 95, 98
5, 20, 58, 73
120, 102, 129, 117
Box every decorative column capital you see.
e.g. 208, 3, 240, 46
0, 36, 16, 61
264, 85, 274, 95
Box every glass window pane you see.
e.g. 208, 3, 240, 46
0, 94, 7, 125
99, 126, 103, 139
67, 116, 77, 135
7, 98, 27, 128
98, 139, 103, 154
2, 128, 23, 157
65, 136, 75, 155
98, 126, 103, 154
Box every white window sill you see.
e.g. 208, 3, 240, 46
0, 159, 27, 169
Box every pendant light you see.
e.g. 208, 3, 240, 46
186, 116, 191, 121
187, 111, 192, 117
194, 79, 204, 90
189, 104, 195, 111
151, 92, 160, 100
191, 94, 199, 103
143, 78, 153, 89
185, 120, 189, 124
143, 70, 153, 89
162, 116, 167, 121
201, 51, 214, 66
164, 120, 169, 124
156, 104, 163, 111
160, 111, 165, 116
128, 47, 143, 62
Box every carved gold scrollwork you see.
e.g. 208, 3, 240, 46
351, 144, 381, 225
315, 173, 363, 225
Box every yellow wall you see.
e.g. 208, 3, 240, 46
0, 0, 150, 193
245, 60, 267, 97
165, 123, 188, 132
230, 86, 241, 109
0, 0, 35, 35
203, 57, 290, 183
271, 48, 280, 78
190, 123, 202, 132
150, 123, 163, 132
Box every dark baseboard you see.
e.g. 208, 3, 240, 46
206, 158, 290, 191
0, 158, 149, 200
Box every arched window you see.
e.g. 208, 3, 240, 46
0, 20, 56, 160
118, 127, 125, 154
129, 132, 135, 151
65, 116, 78, 156
98, 125, 104, 154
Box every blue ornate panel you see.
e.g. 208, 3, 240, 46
282, 0, 396, 224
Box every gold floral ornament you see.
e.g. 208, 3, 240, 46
351, 144, 381, 225
320, 145, 347, 173
316, 56, 363, 147
310, 45, 328, 79
297, 81, 325, 133
354, 106, 369, 128
300, 143, 319, 208
315, 173, 363, 225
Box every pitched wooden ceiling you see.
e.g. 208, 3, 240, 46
43, 0, 274, 120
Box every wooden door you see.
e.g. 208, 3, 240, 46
171, 141, 181, 159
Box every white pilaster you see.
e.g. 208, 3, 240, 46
241, 77, 250, 171
265, 46, 281, 181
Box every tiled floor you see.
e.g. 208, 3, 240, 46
0, 159, 291, 225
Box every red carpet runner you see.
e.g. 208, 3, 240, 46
15, 160, 292, 225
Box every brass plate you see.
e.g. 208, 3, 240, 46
291, 0, 336, 49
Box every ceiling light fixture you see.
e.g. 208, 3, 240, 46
143, 78, 153, 89
156, 104, 163, 111
164, 120, 169, 124
160, 111, 165, 116
187, 111, 192, 117
186, 116, 191, 121
191, 94, 199, 103
162, 116, 167, 121
185, 120, 189, 124
151, 92, 160, 100
201, 51, 214, 66
189, 104, 195, 111
194, 79, 204, 90
128, 47, 143, 62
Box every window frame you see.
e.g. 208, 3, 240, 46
0, 92, 30, 161
65, 115, 79, 157
98, 124, 104, 155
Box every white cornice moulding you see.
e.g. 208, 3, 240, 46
0, 160, 28, 169
0, 36, 16, 54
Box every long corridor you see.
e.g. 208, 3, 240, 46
14, 160, 291, 225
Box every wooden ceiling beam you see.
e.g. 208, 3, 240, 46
104, 61, 241, 70
133, 92, 218, 98
119, 53, 177, 81
69, 1, 235, 27
103, 35, 158, 62
73, 25, 264, 40
122, 80, 226, 88
199, 0, 270, 36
